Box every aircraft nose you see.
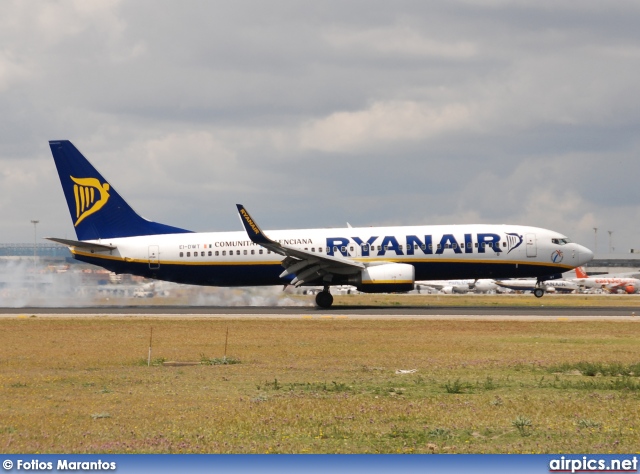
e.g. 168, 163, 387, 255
578, 245, 594, 266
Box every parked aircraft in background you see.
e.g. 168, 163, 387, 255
47, 140, 594, 308
416, 279, 499, 294
494, 278, 579, 294
571, 267, 640, 294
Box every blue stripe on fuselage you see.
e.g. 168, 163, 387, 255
72, 253, 569, 287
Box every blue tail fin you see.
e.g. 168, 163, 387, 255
49, 140, 192, 240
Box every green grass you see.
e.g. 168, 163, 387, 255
0, 317, 639, 453
330, 293, 640, 307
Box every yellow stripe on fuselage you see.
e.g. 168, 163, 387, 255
361, 280, 414, 284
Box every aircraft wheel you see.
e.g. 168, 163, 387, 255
315, 291, 334, 308
533, 288, 545, 298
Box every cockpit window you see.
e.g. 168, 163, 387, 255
552, 238, 571, 245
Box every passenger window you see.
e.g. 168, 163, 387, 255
341, 246, 346, 253
251, 249, 255, 255
452, 243, 457, 249
481, 242, 486, 248
475, 243, 479, 248
503, 242, 507, 247
222, 251, 226, 256
237, 250, 240, 255
312, 248, 315, 252
437, 244, 442, 250
201, 251, 205, 256
244, 250, 247, 255
180, 252, 184, 257
187, 252, 191, 257
259, 249, 263, 254
215, 251, 219, 256
350, 246, 354, 252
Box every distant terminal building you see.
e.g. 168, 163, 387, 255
586, 253, 640, 275
0, 243, 72, 260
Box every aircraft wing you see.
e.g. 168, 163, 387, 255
493, 279, 537, 291
45, 237, 116, 252
236, 204, 364, 287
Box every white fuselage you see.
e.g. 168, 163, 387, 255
69, 224, 593, 288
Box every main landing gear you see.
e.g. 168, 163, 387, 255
315, 286, 334, 308
533, 279, 545, 298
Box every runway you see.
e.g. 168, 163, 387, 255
1, 305, 639, 320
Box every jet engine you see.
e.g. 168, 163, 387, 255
347, 263, 415, 293
441, 285, 469, 294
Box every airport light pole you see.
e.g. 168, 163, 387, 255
31, 220, 39, 270
608, 230, 613, 254
593, 227, 597, 254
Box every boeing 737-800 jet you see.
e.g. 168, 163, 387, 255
47, 140, 594, 307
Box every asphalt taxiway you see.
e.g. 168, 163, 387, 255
1, 305, 639, 321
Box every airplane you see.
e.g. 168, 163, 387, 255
415, 279, 499, 294
46, 140, 594, 308
571, 267, 640, 294
494, 278, 580, 294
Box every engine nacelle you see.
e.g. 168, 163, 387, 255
624, 285, 637, 294
347, 263, 415, 293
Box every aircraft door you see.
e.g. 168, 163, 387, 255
149, 245, 160, 270
525, 234, 537, 257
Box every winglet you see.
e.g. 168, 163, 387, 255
236, 204, 272, 246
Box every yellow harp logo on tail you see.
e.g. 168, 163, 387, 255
71, 176, 111, 226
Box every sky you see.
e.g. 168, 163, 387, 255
1, 0, 639, 254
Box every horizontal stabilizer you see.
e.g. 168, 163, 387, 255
45, 237, 116, 252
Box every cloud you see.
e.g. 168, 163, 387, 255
0, 1, 639, 252
323, 25, 478, 59
298, 101, 475, 153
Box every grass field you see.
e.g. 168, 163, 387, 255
329, 293, 640, 307
1, 313, 639, 453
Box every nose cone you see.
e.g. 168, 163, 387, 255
577, 245, 594, 266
